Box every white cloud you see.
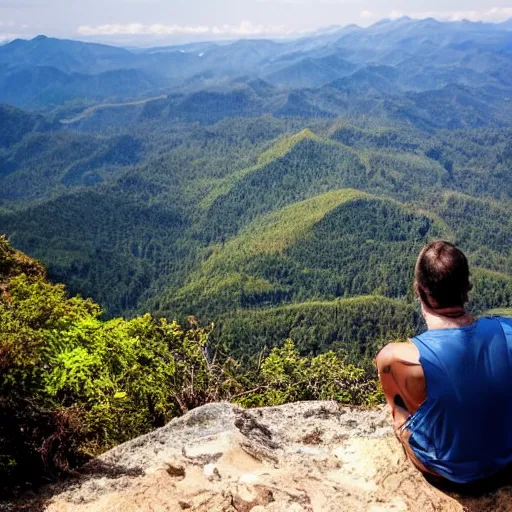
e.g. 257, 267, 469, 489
78, 20, 289, 38
258, 0, 361, 3
388, 10, 406, 20
0, 32, 20, 41
359, 10, 375, 20
212, 21, 287, 35
78, 23, 208, 36
388, 7, 512, 22
478, 7, 512, 21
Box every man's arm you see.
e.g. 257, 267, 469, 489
376, 342, 436, 476
375, 342, 426, 429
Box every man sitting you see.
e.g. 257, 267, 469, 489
376, 240, 512, 484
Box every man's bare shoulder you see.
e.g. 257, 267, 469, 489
376, 341, 421, 368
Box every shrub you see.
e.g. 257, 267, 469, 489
237, 339, 381, 408
0, 237, 379, 494
0, 238, 239, 493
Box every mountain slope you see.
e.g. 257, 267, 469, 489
1, 108, 510, 324
167, 190, 448, 318
0, 35, 133, 74
417, 192, 512, 275
201, 129, 449, 240
265, 55, 357, 88
217, 296, 418, 359
0, 67, 162, 108
0, 104, 55, 148
0, 132, 143, 200
2, 18, 512, 109
198, 129, 322, 210
0, 188, 186, 316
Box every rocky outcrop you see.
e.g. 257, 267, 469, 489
40, 402, 512, 511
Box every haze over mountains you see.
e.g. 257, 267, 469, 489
0, 16, 511, 361
0, 17, 512, 109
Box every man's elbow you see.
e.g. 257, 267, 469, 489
375, 343, 396, 376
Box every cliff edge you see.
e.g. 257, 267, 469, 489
39, 402, 512, 511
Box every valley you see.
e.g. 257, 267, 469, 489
0, 17, 511, 363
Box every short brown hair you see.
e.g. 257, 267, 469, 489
415, 240, 472, 310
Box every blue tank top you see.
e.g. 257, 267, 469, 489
407, 317, 512, 484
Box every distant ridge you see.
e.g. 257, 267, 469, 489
1, 14, 511, 334
1, 16, 512, 107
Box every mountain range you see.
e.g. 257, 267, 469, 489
0, 17, 511, 362
0, 17, 512, 108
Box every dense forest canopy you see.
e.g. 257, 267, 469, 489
0, 17, 511, 355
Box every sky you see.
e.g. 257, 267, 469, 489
1, 0, 512, 45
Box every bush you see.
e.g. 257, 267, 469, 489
0, 237, 379, 494
237, 339, 380, 408
0, 238, 240, 493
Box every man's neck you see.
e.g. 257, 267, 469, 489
422, 304, 475, 331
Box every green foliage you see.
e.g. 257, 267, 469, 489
201, 136, 370, 240
237, 339, 380, 407
3, 118, 508, 363
0, 239, 380, 494
2, 117, 511, 329
198, 129, 320, 211
1, 270, 234, 452
169, 191, 446, 320
0, 240, 238, 493
469, 269, 512, 314
215, 296, 419, 365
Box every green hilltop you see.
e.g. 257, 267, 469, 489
256, 128, 322, 166
165, 189, 449, 320
198, 128, 322, 210
200, 128, 450, 242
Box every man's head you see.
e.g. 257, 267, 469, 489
415, 240, 472, 311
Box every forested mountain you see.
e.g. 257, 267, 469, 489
0, 17, 511, 364
1, 17, 512, 108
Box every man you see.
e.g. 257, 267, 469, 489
376, 240, 512, 484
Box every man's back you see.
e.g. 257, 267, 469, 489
407, 317, 512, 483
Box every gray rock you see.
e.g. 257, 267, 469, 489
26, 402, 512, 511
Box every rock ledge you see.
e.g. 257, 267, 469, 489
43, 402, 512, 512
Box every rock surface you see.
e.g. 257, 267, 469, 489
39, 402, 512, 511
